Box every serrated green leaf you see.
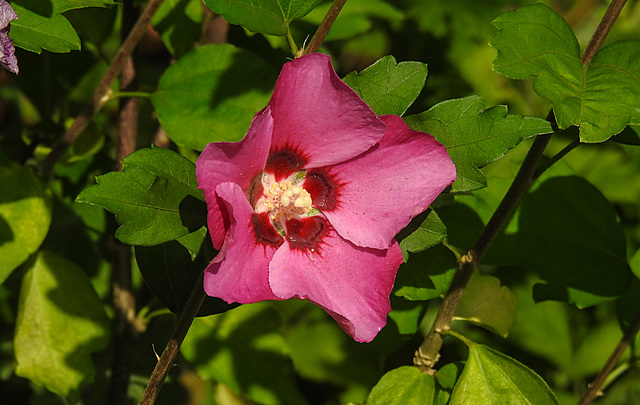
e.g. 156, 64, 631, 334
366, 366, 435, 405
10, 0, 113, 54
343, 55, 428, 116
450, 341, 558, 404
399, 210, 447, 258
151, 44, 276, 150
14, 251, 110, 398
394, 244, 456, 301
11, 6, 80, 53
0, 163, 52, 284
182, 303, 308, 405
405, 95, 552, 192
453, 272, 517, 337
203, 0, 322, 36
135, 227, 236, 317
76, 147, 206, 246
491, 4, 640, 142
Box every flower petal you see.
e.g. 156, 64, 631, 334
196, 108, 273, 248
269, 53, 385, 169
203, 182, 279, 303
269, 225, 403, 342
322, 115, 457, 249
0, 0, 18, 75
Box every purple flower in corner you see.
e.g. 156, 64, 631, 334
196, 53, 456, 342
0, 0, 18, 74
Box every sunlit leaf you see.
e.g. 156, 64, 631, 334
202, 0, 322, 36
152, 44, 276, 150
450, 340, 558, 404
343, 55, 428, 116
76, 147, 206, 246
366, 366, 435, 405
0, 163, 52, 283
181, 303, 307, 405
491, 3, 640, 142
453, 272, 517, 337
284, 314, 379, 390
405, 95, 552, 192
14, 251, 110, 398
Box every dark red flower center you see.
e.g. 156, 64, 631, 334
250, 150, 340, 251
265, 147, 307, 180
286, 216, 328, 251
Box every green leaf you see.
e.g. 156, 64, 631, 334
0, 163, 52, 284
394, 244, 457, 301
151, 0, 202, 57
14, 251, 110, 398
76, 147, 206, 246
181, 303, 308, 405
491, 4, 640, 142
343, 55, 428, 116
370, 297, 426, 357
151, 44, 276, 150
10, 0, 113, 54
135, 227, 237, 317
366, 366, 435, 405
284, 312, 379, 390
434, 362, 464, 405
453, 272, 517, 337
202, 0, 323, 36
405, 95, 552, 192
399, 210, 447, 258
507, 278, 574, 371
450, 341, 558, 404
11, 6, 80, 53
521, 174, 630, 307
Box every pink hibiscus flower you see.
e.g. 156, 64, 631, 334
196, 53, 456, 342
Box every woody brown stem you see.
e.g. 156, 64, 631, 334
38, 0, 165, 178
299, 0, 347, 56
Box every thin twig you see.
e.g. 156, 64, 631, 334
299, 0, 347, 56
577, 309, 640, 405
581, 0, 627, 64
108, 2, 140, 404
38, 0, 165, 178
413, 0, 628, 372
138, 273, 206, 405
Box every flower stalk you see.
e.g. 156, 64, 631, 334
299, 0, 347, 56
